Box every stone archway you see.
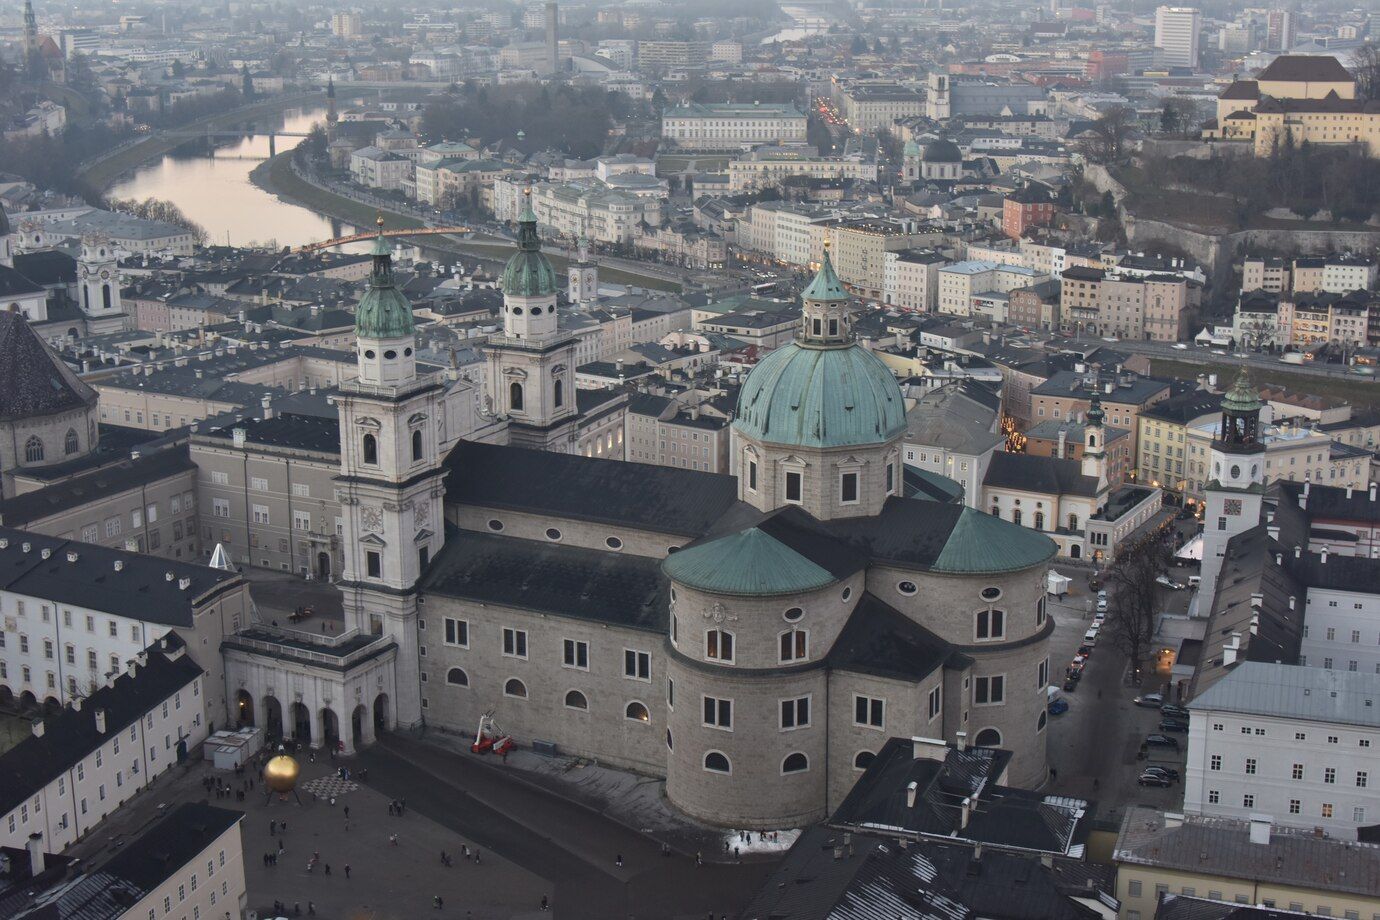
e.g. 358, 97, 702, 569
263, 696, 284, 741
289, 702, 311, 742
373, 693, 391, 735
0, 686, 13, 708
321, 708, 340, 752
351, 704, 369, 750
18, 690, 36, 711
235, 689, 255, 728
316, 551, 331, 580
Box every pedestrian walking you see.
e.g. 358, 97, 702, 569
308, 903, 316, 916
270, 820, 277, 836
734, 846, 740, 862
389, 834, 398, 846
324, 864, 331, 876
541, 895, 549, 911
344, 865, 351, 879
615, 853, 623, 868
433, 895, 443, 910
462, 844, 469, 860
344, 806, 350, 820
695, 851, 703, 867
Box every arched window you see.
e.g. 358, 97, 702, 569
504, 678, 528, 699
1068, 513, 1079, 531
991, 505, 1000, 517
778, 628, 808, 663
510, 381, 524, 412
625, 701, 650, 722
854, 750, 875, 770
782, 752, 809, 774
703, 751, 731, 774
564, 690, 588, 710
705, 629, 734, 663
362, 434, 378, 465
411, 429, 423, 462
101, 285, 111, 311
446, 668, 468, 686
63, 429, 79, 456
1033, 511, 1044, 530
1088, 434, 1097, 448
24, 436, 43, 463
1012, 509, 1023, 526
82, 286, 90, 310
973, 728, 1002, 748
553, 378, 564, 408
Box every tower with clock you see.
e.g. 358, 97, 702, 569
78, 234, 130, 333
1198, 369, 1266, 611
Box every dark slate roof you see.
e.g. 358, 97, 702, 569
1155, 895, 1303, 920
0, 635, 202, 815
0, 311, 97, 422
1275, 479, 1380, 526
0, 526, 241, 626
1140, 390, 1223, 425
832, 737, 1091, 856
1256, 54, 1355, 84
827, 593, 969, 682
0, 264, 44, 298
420, 530, 667, 632
0, 446, 195, 527
11, 250, 76, 287
202, 412, 341, 454
982, 451, 1101, 497
1218, 79, 1259, 100
443, 440, 740, 538
741, 825, 1107, 920
1, 802, 242, 919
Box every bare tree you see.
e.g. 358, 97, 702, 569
1355, 44, 1380, 102
1078, 105, 1137, 164
1103, 531, 1171, 682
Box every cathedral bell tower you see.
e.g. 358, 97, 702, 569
1198, 369, 1266, 612
485, 190, 579, 451
1081, 392, 1108, 489
335, 219, 446, 729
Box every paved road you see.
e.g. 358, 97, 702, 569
1100, 338, 1380, 383
357, 736, 774, 920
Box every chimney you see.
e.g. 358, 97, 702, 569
113, 559, 124, 572
960, 796, 972, 829
31, 720, 44, 738
94, 709, 106, 734
1223, 632, 1242, 665
1249, 815, 1272, 845
956, 730, 967, 751
1371, 482, 1377, 502
906, 781, 918, 808
261, 395, 274, 420
1347, 486, 1354, 499
1322, 547, 1329, 564
232, 428, 247, 448
26, 833, 44, 877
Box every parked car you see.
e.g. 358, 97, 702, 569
1049, 698, 1070, 715
1142, 765, 1180, 782
1138, 771, 1174, 787
1078, 644, 1095, 657
1145, 733, 1180, 749
1155, 575, 1185, 590
1096, 597, 1109, 612
1134, 693, 1165, 708
1160, 704, 1190, 720
1063, 676, 1080, 692
1158, 718, 1189, 733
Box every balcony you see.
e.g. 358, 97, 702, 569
224, 623, 393, 669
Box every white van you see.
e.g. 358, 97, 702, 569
1187, 575, 1201, 588
1083, 627, 1099, 645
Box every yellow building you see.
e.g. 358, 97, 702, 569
1114, 807, 1380, 920
1205, 55, 1380, 155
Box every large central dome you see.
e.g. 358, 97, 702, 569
734, 343, 906, 449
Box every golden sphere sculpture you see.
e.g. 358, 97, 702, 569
263, 754, 301, 793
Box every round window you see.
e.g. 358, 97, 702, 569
487, 519, 504, 532
545, 527, 562, 541
384, 350, 397, 359
547, 304, 555, 313
980, 586, 1002, 601
606, 536, 623, 550
404, 347, 413, 356
1230, 464, 1241, 479
783, 607, 804, 622
897, 581, 918, 596
364, 349, 376, 359
841, 586, 852, 601
667, 545, 681, 554
513, 307, 524, 315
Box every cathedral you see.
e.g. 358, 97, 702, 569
224, 204, 1058, 828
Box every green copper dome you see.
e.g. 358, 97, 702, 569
802, 246, 847, 302
662, 528, 838, 597
1221, 367, 1260, 413
501, 195, 559, 298
734, 342, 907, 449
355, 224, 416, 340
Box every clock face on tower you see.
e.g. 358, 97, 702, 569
100, 270, 110, 280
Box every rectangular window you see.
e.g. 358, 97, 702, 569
780, 696, 810, 729
1245, 758, 1257, 775
974, 675, 1005, 705
779, 629, 807, 662
251, 477, 269, 492
212, 498, 230, 518
703, 696, 732, 730
1325, 767, 1336, 784
293, 511, 312, 531
562, 639, 589, 669
251, 504, 270, 524
624, 649, 650, 680
1290, 799, 1301, 814
444, 618, 468, 647
840, 472, 859, 504
747, 460, 758, 492
210, 471, 229, 485
1293, 763, 1304, 780
976, 608, 1006, 640
854, 695, 884, 728
503, 628, 528, 658
1208, 789, 1219, 804
784, 470, 802, 503
928, 685, 942, 720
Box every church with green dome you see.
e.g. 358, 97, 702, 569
241, 220, 1059, 833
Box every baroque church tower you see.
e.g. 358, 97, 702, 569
1198, 369, 1265, 610
335, 220, 446, 729
484, 191, 578, 451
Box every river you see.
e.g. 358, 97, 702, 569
106, 106, 360, 250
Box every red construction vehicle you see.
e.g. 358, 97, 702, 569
471, 710, 514, 756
